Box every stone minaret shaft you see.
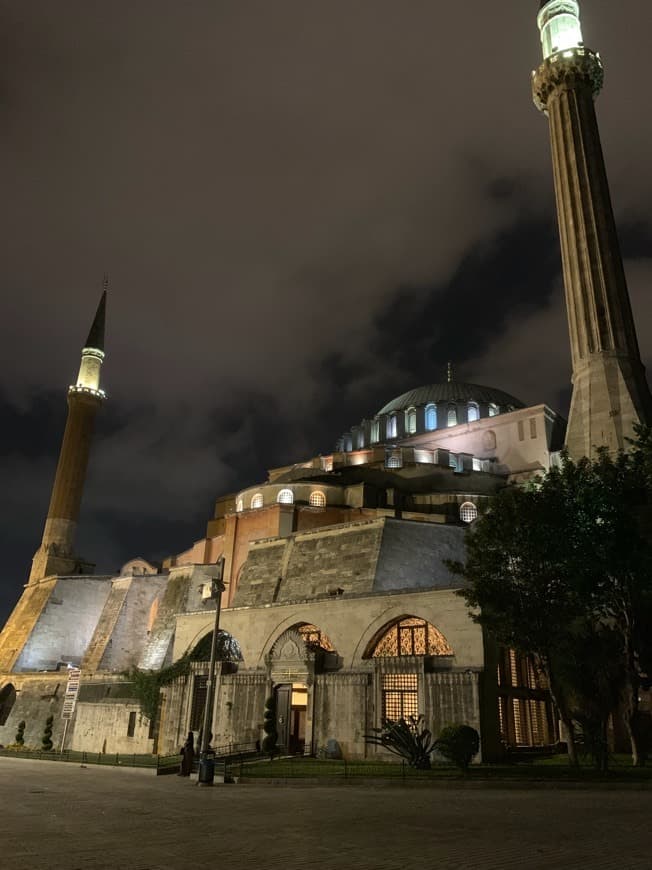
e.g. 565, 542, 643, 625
532, 0, 652, 458
29, 291, 107, 583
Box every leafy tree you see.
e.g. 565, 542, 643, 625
364, 715, 435, 769
449, 444, 652, 767
434, 724, 480, 771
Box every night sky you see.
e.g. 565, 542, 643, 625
1, 2, 652, 622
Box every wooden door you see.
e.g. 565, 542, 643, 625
275, 684, 291, 753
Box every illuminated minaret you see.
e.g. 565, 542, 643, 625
532, 1, 652, 458
29, 290, 107, 583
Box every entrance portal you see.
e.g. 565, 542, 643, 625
275, 683, 308, 755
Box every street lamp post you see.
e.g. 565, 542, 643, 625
198, 556, 225, 787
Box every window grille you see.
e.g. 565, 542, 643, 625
385, 450, 402, 469
425, 404, 437, 431
309, 490, 326, 508
460, 502, 478, 523
277, 489, 294, 505
447, 405, 457, 427
250, 493, 263, 509
405, 407, 417, 434
371, 617, 453, 657
382, 674, 418, 721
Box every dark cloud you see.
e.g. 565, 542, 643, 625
1, 2, 652, 619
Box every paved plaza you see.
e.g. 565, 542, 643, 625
1, 757, 651, 869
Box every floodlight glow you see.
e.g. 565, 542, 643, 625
538, 1, 584, 60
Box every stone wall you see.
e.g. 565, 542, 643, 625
0, 673, 67, 749
12, 576, 113, 672
313, 672, 372, 759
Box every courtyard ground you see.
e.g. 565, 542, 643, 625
1, 756, 651, 869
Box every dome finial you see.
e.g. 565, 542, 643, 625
447, 361, 452, 383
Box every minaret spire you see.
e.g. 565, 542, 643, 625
29, 287, 108, 583
532, 1, 652, 457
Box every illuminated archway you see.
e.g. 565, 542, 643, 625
364, 616, 453, 658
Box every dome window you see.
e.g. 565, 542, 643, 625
460, 502, 478, 524
467, 402, 479, 423
250, 493, 264, 509
425, 403, 437, 431
405, 407, 417, 434
488, 404, 499, 417
236, 498, 244, 512
277, 489, 294, 505
387, 415, 397, 439
309, 490, 326, 508
447, 405, 458, 427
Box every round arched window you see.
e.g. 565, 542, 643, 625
309, 491, 326, 508
277, 489, 294, 505
250, 493, 264, 509
460, 502, 478, 523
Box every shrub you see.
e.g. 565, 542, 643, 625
15, 720, 25, 746
42, 715, 54, 751
364, 715, 435, 769
435, 724, 480, 771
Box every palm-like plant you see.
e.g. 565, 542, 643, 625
364, 715, 435, 769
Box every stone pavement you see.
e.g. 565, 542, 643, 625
1, 757, 651, 870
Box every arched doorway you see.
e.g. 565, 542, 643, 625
268, 623, 337, 755
0, 683, 16, 726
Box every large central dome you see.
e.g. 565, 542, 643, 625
378, 382, 524, 416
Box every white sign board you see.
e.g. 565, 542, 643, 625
61, 668, 82, 720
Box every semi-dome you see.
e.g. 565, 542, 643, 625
378, 382, 524, 416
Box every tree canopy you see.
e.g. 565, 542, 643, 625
449, 432, 652, 767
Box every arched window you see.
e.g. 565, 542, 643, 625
405, 407, 417, 434
370, 420, 380, 444
488, 403, 499, 417
447, 404, 457, 427
277, 489, 294, 505
250, 493, 263, 509
385, 450, 402, 469
460, 502, 478, 523
309, 490, 326, 508
387, 415, 397, 439
367, 616, 453, 658
0, 683, 16, 726
425, 403, 437, 431
236, 498, 244, 512
449, 454, 459, 471
467, 402, 479, 423
296, 623, 335, 652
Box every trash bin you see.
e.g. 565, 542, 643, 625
198, 751, 216, 786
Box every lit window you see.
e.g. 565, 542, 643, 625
236, 499, 243, 512
371, 420, 380, 443
382, 674, 418, 721
355, 429, 365, 449
447, 405, 457, 427
386, 450, 402, 469
344, 435, 353, 452
488, 404, 499, 417
460, 502, 478, 524
406, 407, 417, 434
277, 489, 294, 505
449, 454, 458, 471
250, 493, 263, 509
370, 617, 453, 657
467, 402, 479, 423
387, 415, 397, 439
425, 403, 437, 431
309, 491, 326, 508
